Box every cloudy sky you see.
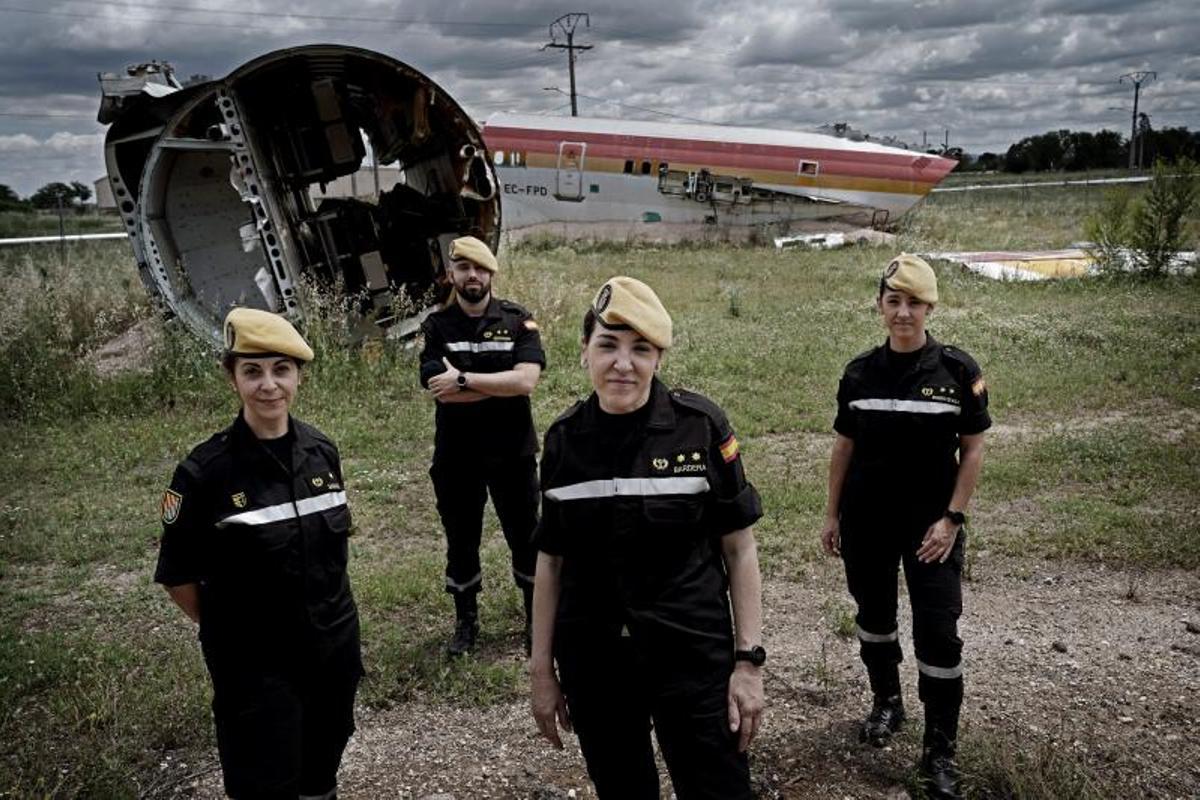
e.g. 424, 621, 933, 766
0, 0, 1196, 197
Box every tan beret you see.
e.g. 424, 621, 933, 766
223, 308, 314, 363
882, 253, 938, 304
448, 235, 499, 273
592, 276, 672, 349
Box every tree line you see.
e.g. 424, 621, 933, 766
961, 126, 1198, 173
0, 181, 93, 212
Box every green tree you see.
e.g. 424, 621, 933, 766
29, 181, 90, 209
1128, 157, 1198, 274
0, 184, 28, 211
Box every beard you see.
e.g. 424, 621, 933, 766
459, 283, 489, 303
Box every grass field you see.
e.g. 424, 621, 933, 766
1, 182, 1198, 797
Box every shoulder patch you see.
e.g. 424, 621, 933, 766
718, 433, 740, 463
161, 489, 183, 524
523, 318, 539, 331
971, 376, 987, 396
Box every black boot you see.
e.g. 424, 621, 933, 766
920, 709, 963, 800
859, 694, 906, 747
447, 594, 479, 657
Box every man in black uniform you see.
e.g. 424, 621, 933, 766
822, 255, 990, 800
156, 308, 361, 799
420, 235, 546, 656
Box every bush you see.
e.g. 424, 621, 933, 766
1085, 157, 1199, 275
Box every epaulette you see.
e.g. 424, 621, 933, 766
668, 388, 730, 428
847, 345, 880, 367
182, 429, 231, 472
940, 344, 981, 375
547, 399, 586, 431
294, 418, 335, 449
498, 299, 531, 317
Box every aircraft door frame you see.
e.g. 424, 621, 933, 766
555, 141, 587, 202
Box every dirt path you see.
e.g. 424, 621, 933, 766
165, 556, 1200, 799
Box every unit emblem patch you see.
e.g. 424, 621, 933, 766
312, 476, 325, 488
652, 457, 669, 471
231, 492, 248, 508
161, 489, 183, 524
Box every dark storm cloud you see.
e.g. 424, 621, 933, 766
0, 0, 1197, 196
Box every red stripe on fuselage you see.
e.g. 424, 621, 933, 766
482, 125, 954, 185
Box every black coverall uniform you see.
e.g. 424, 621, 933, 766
535, 379, 763, 800
155, 413, 362, 799
833, 335, 990, 748
419, 297, 546, 609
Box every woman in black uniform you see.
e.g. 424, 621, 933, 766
155, 308, 362, 800
821, 255, 990, 800
529, 277, 766, 800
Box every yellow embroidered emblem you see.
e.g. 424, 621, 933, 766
312, 476, 324, 488
691, 451, 701, 461
231, 492, 247, 508
652, 457, 668, 471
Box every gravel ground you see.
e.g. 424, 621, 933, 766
163, 554, 1200, 799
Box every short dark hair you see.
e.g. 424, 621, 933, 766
581, 307, 597, 342
222, 351, 303, 374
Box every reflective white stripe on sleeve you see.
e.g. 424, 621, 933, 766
916, 658, 963, 679
445, 572, 483, 591
217, 491, 347, 528
445, 341, 515, 353
849, 398, 961, 415
545, 476, 710, 501
856, 625, 899, 643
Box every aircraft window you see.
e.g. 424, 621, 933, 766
799, 160, 819, 176
493, 150, 505, 165
624, 159, 634, 174
640, 161, 651, 175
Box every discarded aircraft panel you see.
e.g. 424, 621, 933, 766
99, 45, 500, 346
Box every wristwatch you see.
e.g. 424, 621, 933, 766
456, 372, 469, 391
944, 509, 967, 526
734, 645, 767, 667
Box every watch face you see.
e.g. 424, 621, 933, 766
751, 645, 767, 666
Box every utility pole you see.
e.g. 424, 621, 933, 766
1119, 71, 1155, 169
543, 13, 592, 116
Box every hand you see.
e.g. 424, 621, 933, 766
916, 516, 960, 564
727, 663, 764, 752
820, 516, 841, 557
427, 357, 462, 399
530, 665, 571, 749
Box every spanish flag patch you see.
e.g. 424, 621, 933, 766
971, 376, 987, 397
719, 433, 740, 463
524, 319, 539, 331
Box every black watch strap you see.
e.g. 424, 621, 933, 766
734, 645, 767, 667
944, 509, 966, 526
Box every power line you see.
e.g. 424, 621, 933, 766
1119, 71, 1156, 169
542, 13, 592, 117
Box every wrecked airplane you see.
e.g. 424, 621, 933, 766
99, 45, 499, 346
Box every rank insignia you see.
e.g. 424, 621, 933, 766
676, 454, 686, 463
524, 319, 539, 331
312, 476, 324, 488
652, 457, 668, 471
719, 434, 740, 463
692, 451, 702, 461
161, 489, 183, 524
971, 376, 987, 396
231, 492, 247, 509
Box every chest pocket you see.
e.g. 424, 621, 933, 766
643, 495, 706, 526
